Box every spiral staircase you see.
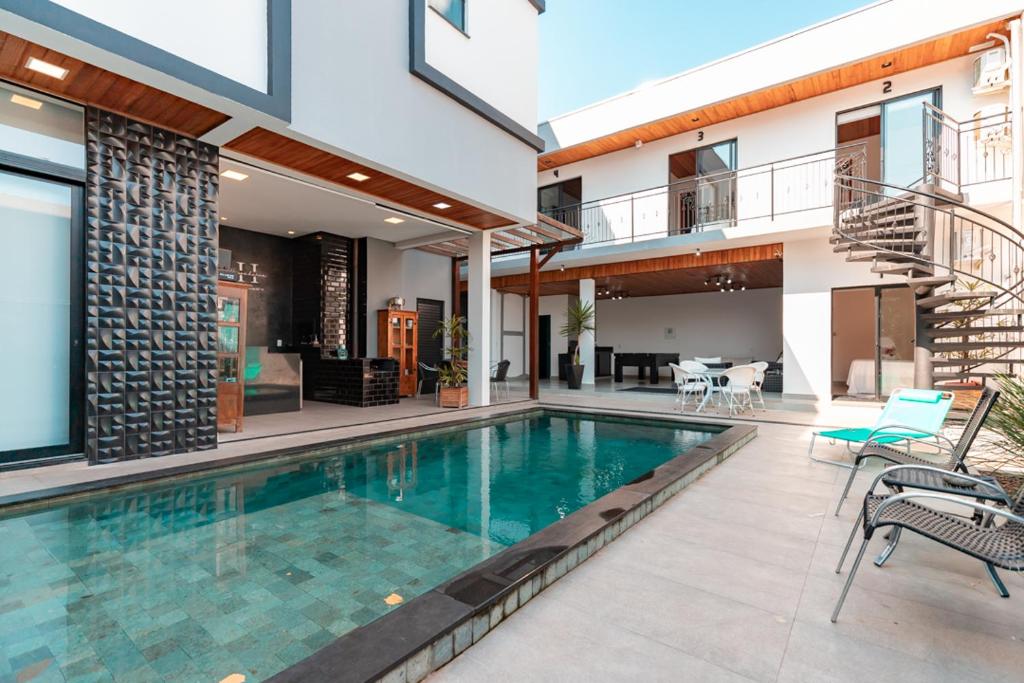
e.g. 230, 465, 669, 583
830, 171, 1024, 389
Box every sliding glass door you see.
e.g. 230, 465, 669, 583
832, 285, 915, 399
0, 169, 83, 464
882, 90, 939, 191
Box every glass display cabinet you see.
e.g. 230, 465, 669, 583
217, 280, 249, 431
377, 309, 418, 397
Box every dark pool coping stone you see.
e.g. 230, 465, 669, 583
267, 417, 757, 683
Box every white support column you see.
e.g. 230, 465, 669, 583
1011, 18, 1023, 231
579, 278, 596, 384
468, 230, 491, 406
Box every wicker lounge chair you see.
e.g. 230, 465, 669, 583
833, 387, 999, 515
809, 388, 954, 468
832, 464, 1024, 622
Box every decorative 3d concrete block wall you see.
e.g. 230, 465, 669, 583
85, 108, 219, 463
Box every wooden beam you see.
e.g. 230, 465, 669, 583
537, 212, 584, 239
491, 243, 784, 290
538, 244, 563, 270
451, 257, 461, 327
529, 246, 540, 400
503, 227, 545, 244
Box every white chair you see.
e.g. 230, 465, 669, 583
749, 361, 769, 411
719, 365, 757, 416
669, 362, 707, 409
694, 356, 721, 365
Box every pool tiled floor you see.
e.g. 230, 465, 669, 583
1, 491, 501, 682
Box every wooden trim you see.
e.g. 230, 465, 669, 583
0, 31, 229, 137
537, 20, 1008, 170
529, 246, 540, 400
484, 243, 784, 291
504, 227, 545, 244
224, 127, 516, 230
538, 212, 584, 239
537, 244, 563, 270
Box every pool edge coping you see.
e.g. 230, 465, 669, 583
265, 416, 758, 683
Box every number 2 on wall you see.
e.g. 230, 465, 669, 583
882, 80, 892, 94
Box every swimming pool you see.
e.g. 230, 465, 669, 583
0, 411, 722, 682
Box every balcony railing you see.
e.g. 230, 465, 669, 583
542, 144, 868, 248
924, 102, 1013, 192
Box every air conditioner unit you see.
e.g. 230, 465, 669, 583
972, 47, 1009, 94
973, 104, 1011, 150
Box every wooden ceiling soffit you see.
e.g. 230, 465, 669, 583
537, 19, 1008, 170
224, 127, 516, 230
488, 243, 784, 290
0, 30, 229, 136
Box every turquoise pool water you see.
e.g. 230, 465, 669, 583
0, 413, 718, 682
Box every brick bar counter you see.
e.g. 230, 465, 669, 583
302, 356, 400, 407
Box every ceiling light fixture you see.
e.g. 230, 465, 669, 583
385, 217, 405, 224
221, 170, 249, 181
220, 216, 227, 221
287, 230, 296, 235
10, 93, 42, 110
881, 60, 893, 69
691, 116, 700, 122
433, 202, 452, 210
694, 248, 702, 257
347, 172, 371, 182
25, 57, 69, 80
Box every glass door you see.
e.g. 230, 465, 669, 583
0, 169, 83, 464
878, 287, 916, 396
669, 139, 737, 232
882, 89, 940, 192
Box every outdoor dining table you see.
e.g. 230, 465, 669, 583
695, 368, 727, 413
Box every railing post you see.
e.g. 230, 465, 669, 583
630, 194, 635, 242
914, 195, 937, 391
770, 165, 775, 221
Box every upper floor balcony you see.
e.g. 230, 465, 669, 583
540, 103, 1013, 249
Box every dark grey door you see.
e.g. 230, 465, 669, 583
417, 298, 444, 394
538, 315, 551, 379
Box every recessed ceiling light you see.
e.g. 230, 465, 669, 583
10, 94, 42, 110
691, 116, 699, 122
881, 60, 893, 69
221, 170, 249, 181
347, 172, 371, 182
25, 57, 68, 80
287, 230, 296, 235
433, 202, 452, 210
384, 217, 405, 224
220, 216, 227, 221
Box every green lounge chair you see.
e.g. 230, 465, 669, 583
808, 388, 954, 468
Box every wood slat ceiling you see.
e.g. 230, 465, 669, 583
486, 243, 784, 296
0, 31, 229, 137
538, 20, 1008, 171
225, 127, 516, 231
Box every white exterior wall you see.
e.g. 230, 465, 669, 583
538, 55, 1011, 243
51, 0, 269, 92
365, 238, 452, 349
291, 0, 539, 225
425, 0, 538, 129
596, 289, 783, 371
490, 292, 527, 377
782, 231, 888, 400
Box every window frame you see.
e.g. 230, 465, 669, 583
429, 0, 469, 36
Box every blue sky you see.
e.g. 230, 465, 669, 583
538, 0, 871, 122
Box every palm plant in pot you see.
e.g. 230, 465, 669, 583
559, 299, 595, 390
434, 315, 470, 408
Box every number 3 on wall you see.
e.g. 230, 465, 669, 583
697, 131, 704, 141
882, 80, 892, 94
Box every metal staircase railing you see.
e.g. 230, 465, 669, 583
832, 169, 1024, 385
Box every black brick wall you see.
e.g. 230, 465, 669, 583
85, 108, 219, 464
291, 232, 353, 356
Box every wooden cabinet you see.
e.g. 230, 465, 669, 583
378, 310, 418, 397
217, 281, 249, 432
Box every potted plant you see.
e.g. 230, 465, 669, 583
434, 315, 470, 408
974, 373, 1024, 496
934, 278, 993, 411
559, 299, 596, 390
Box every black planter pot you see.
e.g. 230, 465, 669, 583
566, 364, 585, 389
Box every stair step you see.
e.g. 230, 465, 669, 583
916, 291, 996, 309
832, 236, 926, 247
872, 262, 934, 276
930, 358, 1020, 367
928, 341, 1024, 352
934, 371, 1001, 381
921, 309, 1024, 323
905, 275, 957, 287
925, 325, 1024, 338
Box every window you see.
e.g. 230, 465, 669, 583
537, 177, 582, 227
430, 0, 467, 32
0, 83, 84, 170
